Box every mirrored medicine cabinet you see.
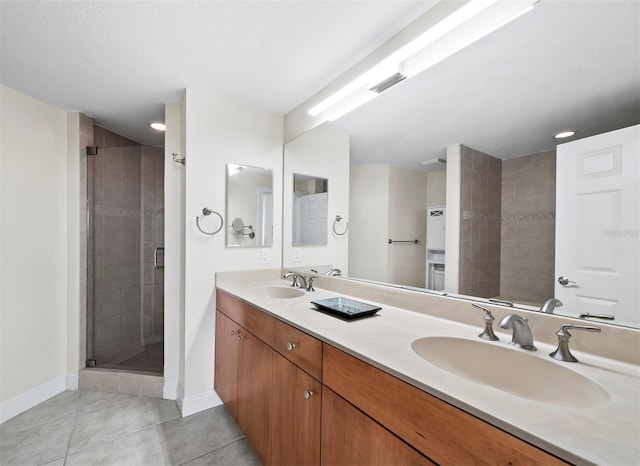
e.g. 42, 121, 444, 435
226, 163, 273, 248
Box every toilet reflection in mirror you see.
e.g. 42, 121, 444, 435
292, 174, 328, 246
226, 163, 273, 247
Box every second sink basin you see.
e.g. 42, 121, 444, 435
251, 286, 305, 299
411, 337, 609, 408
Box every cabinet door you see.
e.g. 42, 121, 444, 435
238, 330, 273, 466
321, 388, 434, 466
214, 311, 240, 421
272, 352, 322, 466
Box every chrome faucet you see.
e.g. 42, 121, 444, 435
549, 324, 601, 362
325, 268, 342, 277
499, 314, 537, 351
283, 272, 308, 290
540, 298, 563, 314
472, 303, 499, 341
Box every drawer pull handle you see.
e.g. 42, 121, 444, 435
286, 342, 296, 351
238, 334, 245, 340
304, 390, 314, 400
231, 330, 237, 336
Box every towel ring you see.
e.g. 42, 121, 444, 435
196, 208, 223, 235
332, 215, 349, 236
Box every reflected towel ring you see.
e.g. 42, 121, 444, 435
196, 208, 223, 235
333, 215, 349, 236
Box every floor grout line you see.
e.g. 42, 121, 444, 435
175, 435, 248, 466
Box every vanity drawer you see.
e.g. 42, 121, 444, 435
322, 343, 568, 466
273, 318, 323, 381
216, 290, 274, 346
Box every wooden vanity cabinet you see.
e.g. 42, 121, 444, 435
215, 290, 321, 466
214, 311, 240, 421
323, 343, 568, 466
322, 388, 434, 466
272, 352, 322, 466
214, 309, 273, 466
215, 290, 567, 466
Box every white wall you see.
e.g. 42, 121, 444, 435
426, 170, 446, 207
180, 89, 283, 415
283, 126, 350, 272
349, 165, 389, 282
445, 144, 461, 293
0, 85, 75, 419
163, 99, 185, 400
388, 166, 428, 287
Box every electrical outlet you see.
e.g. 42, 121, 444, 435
261, 248, 270, 265
293, 248, 301, 263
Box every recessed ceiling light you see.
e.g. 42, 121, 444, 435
555, 130, 575, 139
148, 122, 166, 131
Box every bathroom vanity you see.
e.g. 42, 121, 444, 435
215, 270, 640, 466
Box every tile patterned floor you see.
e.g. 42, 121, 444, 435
0, 391, 261, 466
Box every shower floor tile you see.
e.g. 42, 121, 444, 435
113, 343, 163, 373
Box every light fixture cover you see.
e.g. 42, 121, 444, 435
149, 122, 166, 131
555, 130, 576, 139
307, 0, 536, 122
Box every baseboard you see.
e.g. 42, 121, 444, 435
176, 383, 184, 413
179, 388, 222, 417
163, 379, 179, 400
0, 376, 67, 424
66, 374, 79, 391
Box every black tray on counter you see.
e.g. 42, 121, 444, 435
311, 297, 381, 320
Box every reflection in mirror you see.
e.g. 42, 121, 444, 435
292, 174, 328, 246
282, 2, 639, 327
226, 163, 273, 247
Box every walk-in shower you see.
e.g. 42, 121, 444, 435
85, 125, 164, 374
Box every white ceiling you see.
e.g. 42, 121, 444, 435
0, 0, 434, 146
1, 0, 638, 165
331, 0, 640, 167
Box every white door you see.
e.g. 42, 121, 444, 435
555, 125, 639, 325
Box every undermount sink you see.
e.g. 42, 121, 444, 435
251, 286, 305, 299
411, 337, 609, 408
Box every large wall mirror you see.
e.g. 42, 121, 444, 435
283, 1, 639, 327
282, 126, 350, 271
226, 163, 273, 247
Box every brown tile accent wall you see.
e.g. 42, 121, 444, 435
458, 146, 502, 298
500, 149, 556, 305
89, 126, 144, 365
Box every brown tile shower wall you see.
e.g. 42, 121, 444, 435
90, 125, 143, 364
500, 150, 556, 305
459, 146, 502, 298
141, 146, 164, 345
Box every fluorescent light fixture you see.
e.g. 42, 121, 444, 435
401, 1, 536, 78
148, 121, 166, 131
555, 130, 576, 139
307, 0, 536, 121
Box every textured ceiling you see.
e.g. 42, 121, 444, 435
0, 0, 434, 146
1, 1, 638, 163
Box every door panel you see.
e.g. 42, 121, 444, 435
555, 125, 639, 323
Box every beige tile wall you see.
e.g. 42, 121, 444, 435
500, 149, 556, 305
89, 125, 143, 365
458, 146, 502, 298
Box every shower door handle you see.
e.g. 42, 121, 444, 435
154, 247, 165, 269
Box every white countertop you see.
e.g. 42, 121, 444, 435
217, 277, 640, 465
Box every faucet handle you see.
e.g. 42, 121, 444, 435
472, 304, 499, 341
549, 324, 601, 362
306, 276, 315, 292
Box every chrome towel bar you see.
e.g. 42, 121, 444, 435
388, 239, 421, 244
